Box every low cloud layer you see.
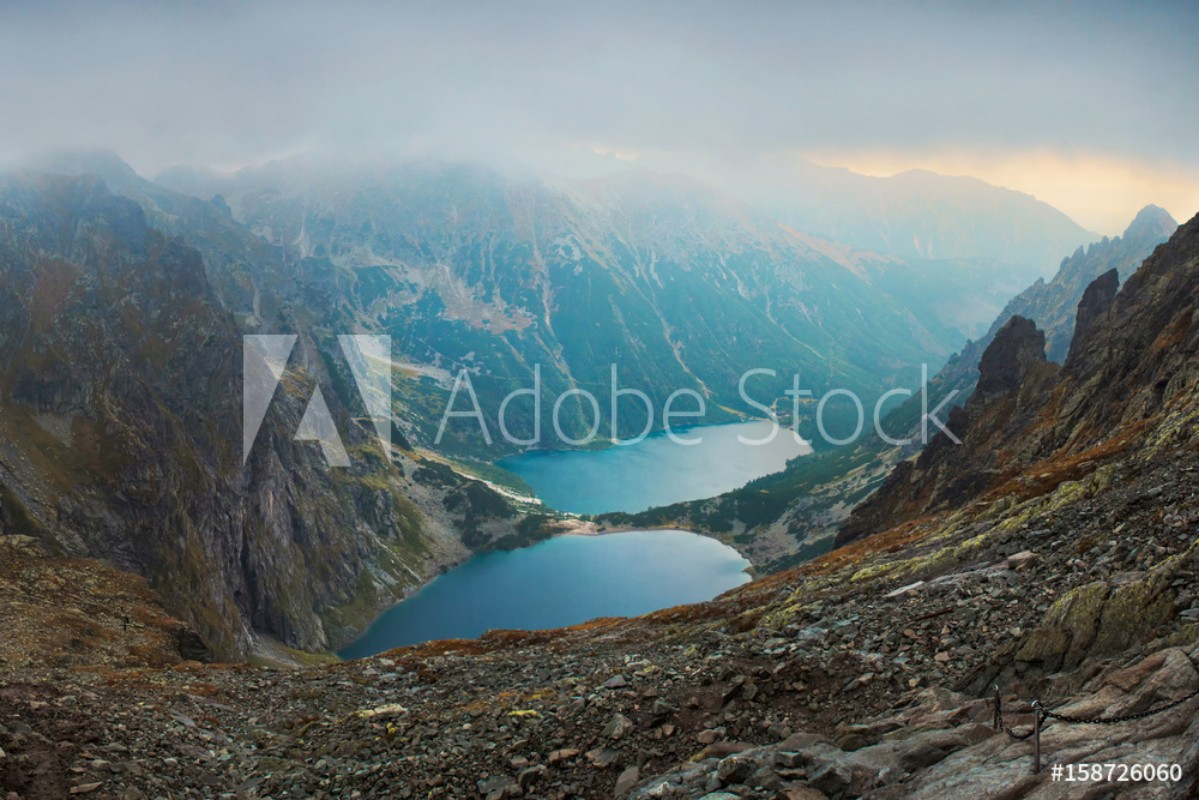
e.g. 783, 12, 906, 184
1, 0, 1196, 226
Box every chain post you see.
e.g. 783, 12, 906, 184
992, 684, 1001, 732
1031, 700, 1042, 774
991, 664, 1199, 775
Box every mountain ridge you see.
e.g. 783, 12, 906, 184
2, 211, 1197, 799
839, 210, 1199, 547
151, 155, 984, 453
742, 157, 1099, 274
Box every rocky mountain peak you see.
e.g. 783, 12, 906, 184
1070, 267, 1119, 350
27, 150, 141, 189
1123, 203, 1178, 242
974, 315, 1046, 396
1, 171, 150, 261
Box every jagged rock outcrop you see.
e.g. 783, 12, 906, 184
973, 316, 1048, 397
836, 315, 1058, 547
901, 206, 1177, 430
1000, 205, 1175, 365
1069, 266, 1119, 352
839, 212, 1199, 550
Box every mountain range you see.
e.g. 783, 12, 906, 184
2, 185, 1196, 798
736, 158, 1099, 274
155, 157, 1016, 452
0, 151, 1154, 662
921, 203, 1178, 410
840, 208, 1198, 549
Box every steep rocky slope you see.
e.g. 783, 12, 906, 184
0, 173, 526, 660
840, 210, 1198, 548
919, 205, 1177, 411
1019, 205, 1176, 363
2, 407, 1195, 798
156, 159, 1002, 455
2, 218, 1198, 798
616, 206, 1177, 570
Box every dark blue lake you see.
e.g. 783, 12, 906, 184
499, 420, 810, 515
339, 530, 750, 658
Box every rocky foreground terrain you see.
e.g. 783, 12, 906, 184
2, 421, 1198, 799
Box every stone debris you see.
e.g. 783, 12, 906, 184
2, 425, 1199, 799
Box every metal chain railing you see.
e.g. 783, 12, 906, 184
992, 686, 1044, 741
992, 679, 1199, 773
1039, 685, 1199, 725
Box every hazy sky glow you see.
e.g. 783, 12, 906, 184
804, 150, 1199, 234
0, 0, 1196, 231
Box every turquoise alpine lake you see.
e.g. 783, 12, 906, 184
499, 420, 810, 515
339, 530, 750, 658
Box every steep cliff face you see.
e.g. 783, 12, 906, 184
836, 315, 1059, 546
1070, 266, 1119, 350
1037, 204, 1177, 363
837, 211, 1199, 548
0, 173, 515, 658
1056, 211, 1199, 442
972, 315, 1050, 397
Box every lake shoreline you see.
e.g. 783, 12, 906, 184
337, 529, 753, 659
312, 420, 805, 664
498, 419, 810, 517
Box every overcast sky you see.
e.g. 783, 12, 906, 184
0, 0, 1195, 232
